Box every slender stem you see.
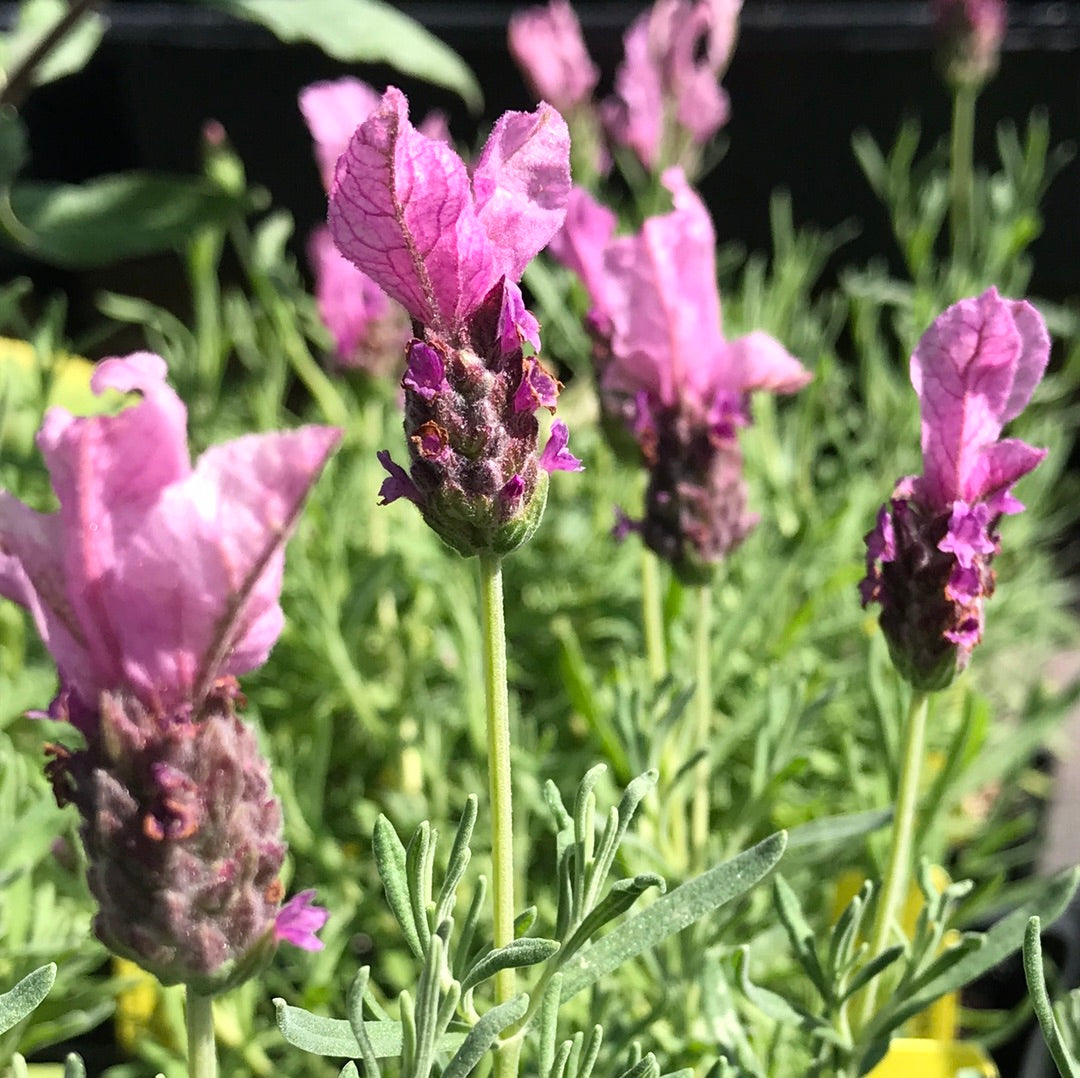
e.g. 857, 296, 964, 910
479, 555, 519, 1078
857, 690, 930, 1031
0, 0, 102, 109
185, 987, 217, 1078
949, 82, 978, 271
641, 546, 667, 682
690, 583, 713, 871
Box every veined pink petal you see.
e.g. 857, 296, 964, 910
508, 0, 599, 111
961, 437, 1047, 505
299, 77, 382, 191
911, 288, 1043, 510
1000, 298, 1051, 423
102, 426, 342, 708
329, 87, 498, 337
720, 331, 812, 396
602, 15, 664, 169
472, 103, 572, 285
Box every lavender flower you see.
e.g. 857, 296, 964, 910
933, 0, 1007, 88
0, 353, 340, 991
551, 169, 809, 581
329, 86, 581, 558
508, 0, 599, 115
601, 0, 741, 176
861, 288, 1049, 690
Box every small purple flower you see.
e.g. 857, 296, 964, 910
508, 0, 599, 114
862, 288, 1048, 689
540, 420, 585, 473
275, 890, 329, 952
330, 87, 580, 557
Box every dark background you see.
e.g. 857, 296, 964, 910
8, 1, 1080, 325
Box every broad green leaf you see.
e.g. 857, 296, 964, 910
372, 815, 423, 961
560, 831, 787, 999
0, 0, 104, 90
441, 995, 528, 1078
0, 964, 56, 1037
273, 1000, 468, 1059
212, 0, 481, 112
6, 174, 244, 268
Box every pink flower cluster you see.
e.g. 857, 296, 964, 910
0, 353, 339, 980
508, 0, 741, 178
552, 169, 809, 579
861, 288, 1048, 688
328, 87, 581, 557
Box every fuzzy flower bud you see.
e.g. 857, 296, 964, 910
861, 289, 1049, 690
329, 87, 581, 558
933, 0, 1007, 89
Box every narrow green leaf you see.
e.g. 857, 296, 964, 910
0, 106, 28, 189
461, 938, 560, 993
561, 874, 666, 965
1024, 917, 1080, 1078
0, 963, 56, 1036
63, 1054, 86, 1078
405, 821, 434, 954
211, 0, 481, 111
0, 0, 105, 89
864, 866, 1080, 1053
453, 876, 487, 981
339, 1063, 359, 1078
786, 809, 891, 851
734, 948, 822, 1030
840, 946, 904, 1004
538, 974, 562, 1078
774, 876, 831, 1003
435, 795, 477, 925
273, 1001, 470, 1059
346, 969, 381, 1077
579, 1025, 604, 1078
560, 832, 787, 999
617, 1054, 660, 1078
441, 994, 529, 1078
6, 175, 244, 268
373, 815, 423, 960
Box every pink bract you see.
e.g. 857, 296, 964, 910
328, 87, 571, 343
0, 352, 341, 716
508, 0, 599, 112
911, 287, 1049, 513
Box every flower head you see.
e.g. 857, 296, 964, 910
0, 352, 340, 988
551, 169, 808, 580
602, 0, 741, 175
862, 288, 1048, 689
508, 0, 599, 113
933, 0, 1007, 88
329, 87, 580, 557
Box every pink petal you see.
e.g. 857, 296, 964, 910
275, 890, 328, 951
299, 77, 382, 191
472, 103, 572, 285
601, 15, 663, 169
508, 0, 600, 111
721, 332, 812, 396
308, 226, 401, 366
498, 280, 542, 355
1000, 298, 1051, 424
911, 288, 1028, 510
540, 419, 584, 472
547, 186, 617, 317
329, 87, 498, 337
962, 437, 1047, 505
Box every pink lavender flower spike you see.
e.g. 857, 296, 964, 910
330, 86, 578, 558
275, 890, 329, 952
551, 167, 809, 581
861, 288, 1049, 690
0, 352, 341, 992
933, 0, 1007, 87
508, 0, 599, 113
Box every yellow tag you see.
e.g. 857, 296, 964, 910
868, 1037, 997, 1077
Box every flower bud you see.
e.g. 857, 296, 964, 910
933, 0, 1006, 89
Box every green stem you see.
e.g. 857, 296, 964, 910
479, 555, 519, 1078
690, 583, 713, 871
641, 546, 667, 682
949, 82, 978, 271
185, 987, 217, 1078
857, 690, 930, 1031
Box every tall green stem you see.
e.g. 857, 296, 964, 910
857, 690, 930, 1031
949, 82, 978, 270
185, 987, 217, 1078
690, 583, 713, 871
479, 555, 519, 1078
641, 546, 667, 682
